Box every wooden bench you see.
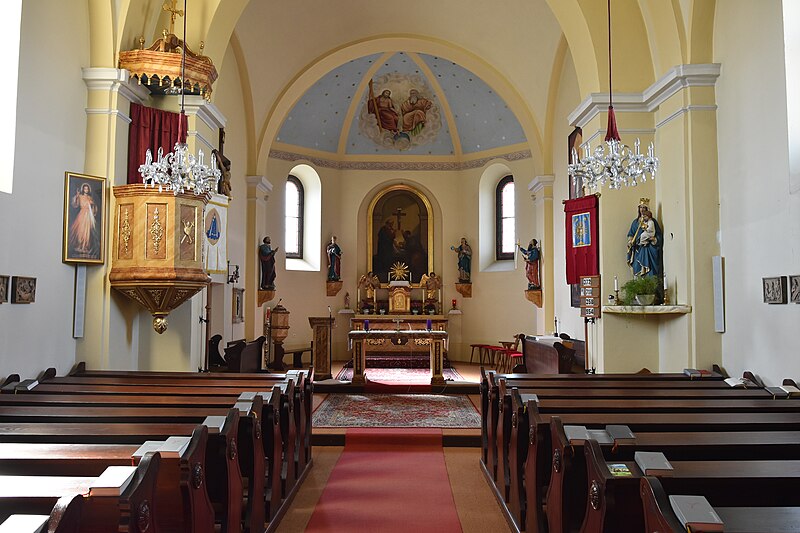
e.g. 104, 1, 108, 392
0, 426, 214, 533
479, 369, 800, 532
641, 476, 800, 533
582, 439, 800, 532
0, 452, 160, 532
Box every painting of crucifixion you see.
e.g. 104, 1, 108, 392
369, 187, 432, 284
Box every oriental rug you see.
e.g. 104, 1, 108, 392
312, 393, 480, 428
304, 428, 462, 533
334, 366, 464, 383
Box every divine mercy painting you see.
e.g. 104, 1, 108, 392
370, 187, 431, 283
63, 172, 105, 264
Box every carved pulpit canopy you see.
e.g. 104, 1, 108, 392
119, 1, 217, 100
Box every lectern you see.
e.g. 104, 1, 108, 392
308, 316, 335, 381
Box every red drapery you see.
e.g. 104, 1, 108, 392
564, 195, 599, 284
127, 103, 187, 184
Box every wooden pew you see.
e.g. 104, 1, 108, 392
0, 411, 243, 533
0, 426, 214, 533
511, 396, 800, 533
0, 496, 82, 533
640, 476, 800, 533
24, 370, 306, 526
41, 366, 313, 457
26, 373, 307, 487
546, 416, 800, 533
582, 439, 800, 532
0, 452, 160, 532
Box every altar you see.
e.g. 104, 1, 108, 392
348, 329, 448, 385
350, 314, 448, 357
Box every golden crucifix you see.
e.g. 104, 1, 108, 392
162, 0, 184, 35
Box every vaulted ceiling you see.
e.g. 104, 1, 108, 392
275, 52, 527, 157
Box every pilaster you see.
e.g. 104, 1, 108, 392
245, 175, 273, 339
529, 175, 554, 334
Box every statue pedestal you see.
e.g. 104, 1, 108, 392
455, 283, 472, 298
308, 316, 335, 381
258, 290, 276, 307
525, 289, 543, 308
326, 281, 343, 297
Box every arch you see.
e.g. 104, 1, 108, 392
285, 163, 321, 272
255, 34, 545, 175
692, 0, 717, 64
478, 161, 515, 272
636, 0, 687, 75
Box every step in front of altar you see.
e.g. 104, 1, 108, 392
343, 354, 452, 369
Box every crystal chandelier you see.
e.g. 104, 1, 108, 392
138, 0, 220, 196
568, 0, 658, 191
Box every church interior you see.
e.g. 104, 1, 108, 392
0, 0, 799, 531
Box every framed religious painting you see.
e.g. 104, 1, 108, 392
63, 172, 106, 264
762, 276, 787, 304
232, 288, 245, 323
368, 185, 433, 284
0, 275, 9, 304
789, 275, 800, 304
11, 276, 36, 304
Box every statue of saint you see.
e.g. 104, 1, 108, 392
326, 236, 342, 281
357, 271, 380, 309
518, 239, 541, 289
419, 271, 442, 311
450, 238, 472, 283
259, 236, 279, 290
626, 199, 662, 278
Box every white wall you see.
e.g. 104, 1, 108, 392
0, 1, 90, 380
715, 0, 800, 385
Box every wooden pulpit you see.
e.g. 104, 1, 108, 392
308, 316, 335, 381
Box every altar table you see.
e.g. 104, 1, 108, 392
348, 329, 449, 386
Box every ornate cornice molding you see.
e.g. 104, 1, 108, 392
82, 67, 149, 106
267, 148, 532, 171
568, 63, 721, 128
528, 174, 555, 202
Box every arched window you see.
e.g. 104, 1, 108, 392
495, 175, 515, 260
285, 175, 304, 259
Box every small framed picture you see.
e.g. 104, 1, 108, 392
10, 276, 36, 304
63, 172, 106, 264
0, 275, 9, 304
790, 275, 800, 304
762, 276, 788, 304
232, 288, 245, 323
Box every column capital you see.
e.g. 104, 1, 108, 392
81, 67, 149, 105
246, 175, 273, 202
528, 175, 555, 202
180, 96, 227, 129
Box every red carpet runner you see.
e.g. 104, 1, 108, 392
305, 428, 463, 533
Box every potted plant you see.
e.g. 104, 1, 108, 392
620, 275, 660, 305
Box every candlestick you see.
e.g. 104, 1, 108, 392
451, 298, 457, 310
426, 318, 432, 331
663, 274, 668, 291
613, 275, 619, 291
364, 319, 369, 331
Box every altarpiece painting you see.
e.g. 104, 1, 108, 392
369, 186, 433, 284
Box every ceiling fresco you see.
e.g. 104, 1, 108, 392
276, 52, 527, 157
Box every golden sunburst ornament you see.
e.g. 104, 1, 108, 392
390, 262, 410, 281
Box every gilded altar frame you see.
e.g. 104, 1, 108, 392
367, 184, 434, 285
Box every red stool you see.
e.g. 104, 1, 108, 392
506, 351, 524, 373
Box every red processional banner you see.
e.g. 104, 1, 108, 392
564, 195, 599, 284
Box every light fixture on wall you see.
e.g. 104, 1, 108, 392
137, 0, 220, 196
227, 261, 240, 284
568, 0, 658, 191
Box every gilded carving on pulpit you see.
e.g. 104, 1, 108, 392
360, 73, 441, 151
368, 185, 433, 283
